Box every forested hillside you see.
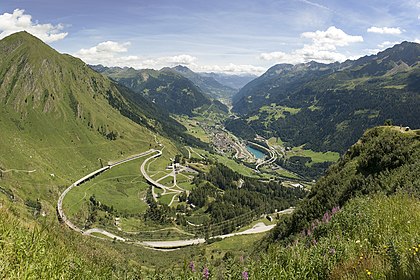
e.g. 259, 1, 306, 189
92, 65, 212, 116
230, 42, 420, 153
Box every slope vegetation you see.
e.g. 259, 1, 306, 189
0, 31, 183, 209
92, 65, 212, 116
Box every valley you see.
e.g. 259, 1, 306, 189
0, 23, 418, 279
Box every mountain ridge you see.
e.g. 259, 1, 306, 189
230, 41, 420, 153
92, 65, 213, 116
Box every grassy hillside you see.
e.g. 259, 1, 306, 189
0, 31, 182, 213
148, 126, 420, 279
269, 126, 420, 243
0, 203, 143, 279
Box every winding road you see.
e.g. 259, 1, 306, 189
57, 148, 284, 249
57, 150, 156, 234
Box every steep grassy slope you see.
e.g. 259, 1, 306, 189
230, 42, 420, 153
0, 31, 182, 211
269, 126, 420, 243
0, 204, 143, 279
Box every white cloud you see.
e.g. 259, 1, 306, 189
0, 9, 67, 42
157, 54, 197, 65
75, 42, 263, 74
193, 63, 265, 75
75, 41, 139, 66
366, 49, 382, 55
260, 26, 363, 64
297, 0, 331, 11
302, 26, 363, 48
414, 38, 420, 44
377, 41, 400, 48
75, 41, 198, 69
367, 26, 402, 35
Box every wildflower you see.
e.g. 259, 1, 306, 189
189, 261, 195, 272
329, 248, 336, 255
202, 267, 209, 279
356, 240, 360, 244
239, 255, 244, 263
242, 271, 249, 280
366, 269, 372, 276
331, 206, 340, 215
322, 211, 331, 223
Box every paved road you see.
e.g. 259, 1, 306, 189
84, 228, 126, 241
57, 148, 287, 250
57, 150, 155, 234
141, 222, 277, 249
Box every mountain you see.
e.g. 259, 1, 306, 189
201, 72, 258, 90
269, 126, 420, 243
169, 65, 237, 100
92, 65, 212, 116
0, 31, 196, 207
230, 42, 420, 152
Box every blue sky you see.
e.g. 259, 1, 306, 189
1, 0, 419, 74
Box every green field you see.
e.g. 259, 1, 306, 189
289, 146, 340, 165
62, 157, 150, 227
172, 115, 211, 143
158, 193, 177, 205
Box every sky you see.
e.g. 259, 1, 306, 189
1, 0, 419, 74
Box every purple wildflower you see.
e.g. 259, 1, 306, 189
322, 211, 331, 223
202, 267, 209, 279
312, 239, 317, 245
189, 261, 195, 272
331, 206, 340, 215
242, 271, 249, 280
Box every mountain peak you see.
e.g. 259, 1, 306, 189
0, 30, 59, 61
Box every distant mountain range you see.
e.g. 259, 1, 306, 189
229, 41, 420, 152
168, 65, 237, 100
91, 65, 215, 116
201, 72, 258, 90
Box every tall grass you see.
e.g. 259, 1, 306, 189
149, 194, 419, 279
0, 205, 141, 279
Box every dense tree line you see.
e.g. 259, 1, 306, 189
188, 163, 307, 228
276, 156, 333, 179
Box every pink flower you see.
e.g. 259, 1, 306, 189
242, 271, 249, 280
331, 206, 340, 215
202, 267, 209, 279
189, 261, 195, 272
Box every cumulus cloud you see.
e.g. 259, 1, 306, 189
143, 54, 197, 66
260, 26, 363, 64
367, 26, 402, 35
193, 63, 265, 75
75, 41, 140, 66
0, 9, 67, 42
302, 26, 363, 48
75, 41, 198, 69
377, 41, 400, 48
75, 41, 263, 74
